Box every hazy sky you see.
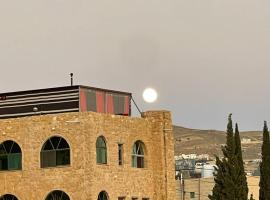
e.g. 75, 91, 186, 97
1, 0, 270, 131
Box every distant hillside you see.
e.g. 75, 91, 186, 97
173, 126, 262, 160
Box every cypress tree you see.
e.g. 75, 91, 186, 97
259, 121, 270, 200
223, 114, 235, 160
209, 114, 249, 200
234, 123, 248, 200
209, 114, 237, 200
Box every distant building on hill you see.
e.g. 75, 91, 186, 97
241, 138, 252, 144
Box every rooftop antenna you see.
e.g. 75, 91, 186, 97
70, 73, 73, 86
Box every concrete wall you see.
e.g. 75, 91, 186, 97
0, 110, 175, 200
176, 176, 260, 200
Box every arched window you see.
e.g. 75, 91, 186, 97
41, 136, 70, 168
0, 194, 19, 200
45, 190, 70, 200
131, 141, 145, 168
96, 136, 107, 164
98, 191, 109, 200
0, 140, 22, 171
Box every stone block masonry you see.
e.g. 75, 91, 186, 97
0, 110, 175, 200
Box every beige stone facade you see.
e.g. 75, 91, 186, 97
0, 110, 175, 200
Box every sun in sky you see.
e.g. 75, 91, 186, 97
143, 88, 158, 103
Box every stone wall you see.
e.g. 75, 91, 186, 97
176, 176, 260, 200
0, 110, 175, 200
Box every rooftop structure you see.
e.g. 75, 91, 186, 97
0, 85, 175, 200
0, 85, 131, 119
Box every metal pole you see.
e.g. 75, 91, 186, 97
70, 73, 73, 86
180, 173, 183, 200
131, 96, 142, 115
183, 178, 185, 200
198, 178, 201, 200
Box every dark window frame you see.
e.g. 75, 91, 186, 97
0, 140, 22, 171
96, 136, 107, 164
131, 141, 145, 168
40, 136, 70, 168
118, 143, 123, 166
190, 192, 195, 198
98, 191, 109, 200
0, 194, 19, 200
45, 190, 70, 200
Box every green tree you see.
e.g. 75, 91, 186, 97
209, 114, 248, 200
259, 121, 270, 200
223, 114, 235, 160
234, 123, 248, 200
209, 114, 236, 200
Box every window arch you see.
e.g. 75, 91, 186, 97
45, 190, 70, 200
41, 136, 70, 168
98, 191, 109, 200
96, 136, 107, 164
0, 194, 19, 200
131, 141, 145, 168
0, 140, 22, 171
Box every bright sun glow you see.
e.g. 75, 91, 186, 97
143, 88, 158, 103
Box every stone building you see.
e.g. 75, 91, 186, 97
0, 86, 175, 200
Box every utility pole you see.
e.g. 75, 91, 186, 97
198, 178, 201, 200
180, 173, 184, 200
183, 177, 185, 200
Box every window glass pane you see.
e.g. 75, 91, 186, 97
98, 191, 108, 200
96, 137, 106, 148
58, 139, 69, 149
3, 141, 13, 153
10, 143, 21, 153
96, 137, 107, 164
8, 153, 22, 170
132, 156, 136, 167
41, 137, 70, 168
41, 151, 56, 168
132, 141, 145, 168
0, 155, 8, 170
118, 144, 123, 165
190, 192, 195, 198
56, 149, 70, 165
96, 148, 101, 163
101, 148, 107, 164
0, 141, 22, 171
138, 143, 144, 155
45, 190, 70, 200
51, 137, 60, 149
137, 157, 144, 168
0, 144, 6, 154
43, 141, 53, 150
96, 148, 107, 164
132, 144, 137, 154
0, 194, 19, 200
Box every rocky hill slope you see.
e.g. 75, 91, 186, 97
173, 126, 262, 160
